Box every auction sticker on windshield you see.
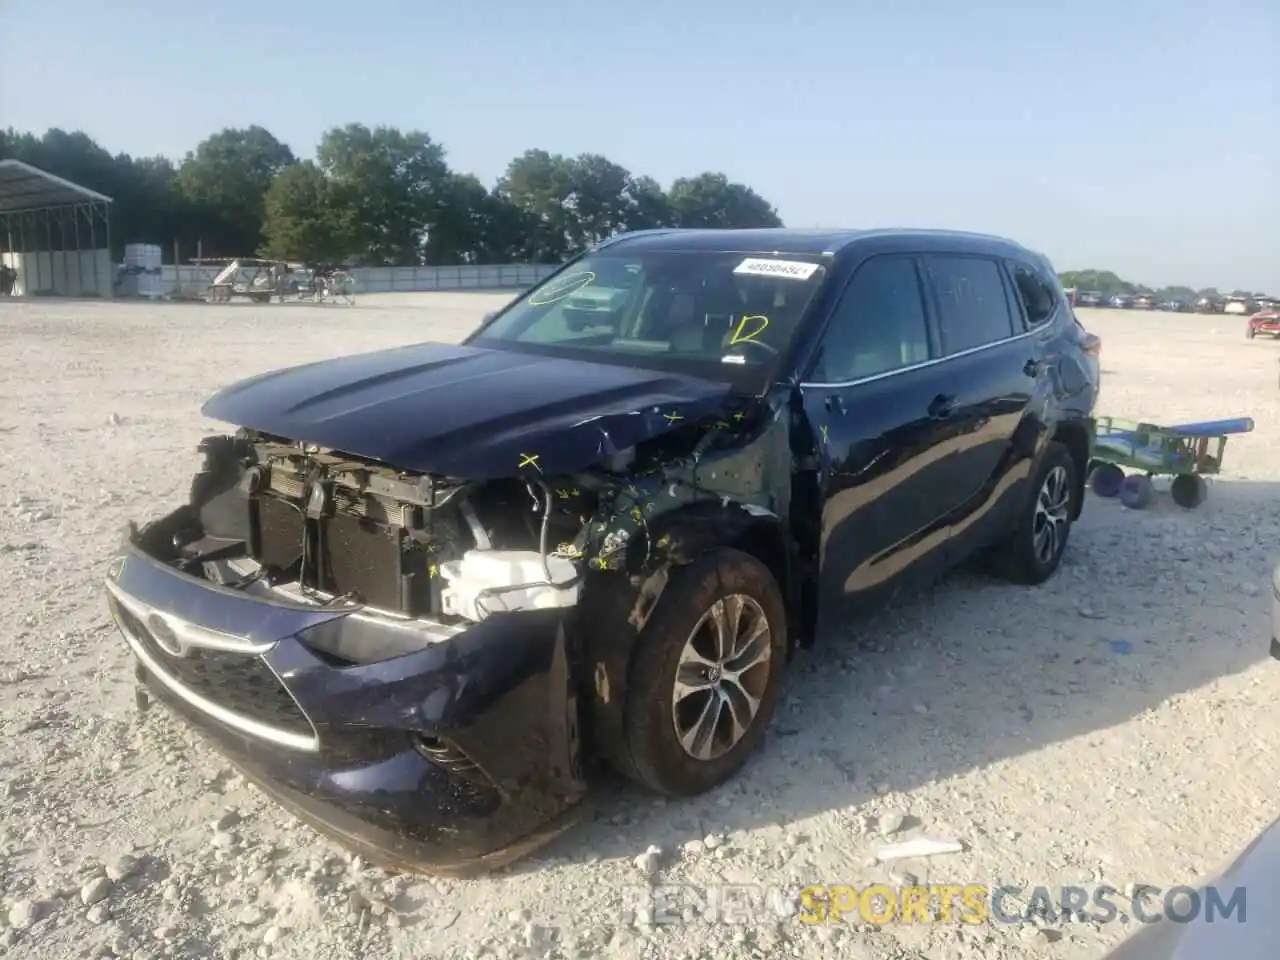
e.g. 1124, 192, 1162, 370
733, 258, 821, 281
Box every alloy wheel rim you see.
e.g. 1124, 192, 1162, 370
671, 594, 772, 761
1033, 465, 1071, 565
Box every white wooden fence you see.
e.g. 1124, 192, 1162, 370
152, 262, 560, 296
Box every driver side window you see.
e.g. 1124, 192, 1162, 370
812, 255, 932, 382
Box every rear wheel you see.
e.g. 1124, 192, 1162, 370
1171, 473, 1207, 509
1119, 474, 1154, 510
1246, 323, 1256, 339
621, 548, 787, 796
987, 441, 1077, 585
1088, 462, 1125, 498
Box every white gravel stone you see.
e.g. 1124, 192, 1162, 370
7, 898, 42, 930
81, 877, 113, 906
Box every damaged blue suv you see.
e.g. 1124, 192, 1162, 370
105, 228, 1100, 874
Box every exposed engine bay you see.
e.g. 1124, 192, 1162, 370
140, 368, 798, 659
175, 430, 617, 625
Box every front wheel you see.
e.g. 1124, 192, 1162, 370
620, 548, 788, 796
986, 441, 1077, 585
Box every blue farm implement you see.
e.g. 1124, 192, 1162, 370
1086, 416, 1254, 510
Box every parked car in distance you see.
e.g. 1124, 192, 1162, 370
1076, 290, 1104, 307
103, 227, 1101, 874
1133, 295, 1158, 310
1194, 296, 1222, 314
1160, 299, 1189, 312
1110, 294, 1134, 309
1246, 308, 1280, 339
1224, 296, 1257, 316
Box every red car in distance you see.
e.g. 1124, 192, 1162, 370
1245, 309, 1280, 339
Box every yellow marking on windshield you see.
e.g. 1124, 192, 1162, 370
821, 424, 830, 444
527, 271, 596, 306
518, 452, 542, 472
662, 411, 684, 423
728, 314, 770, 345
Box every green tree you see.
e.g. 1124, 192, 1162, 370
422, 173, 545, 264
259, 161, 355, 264
1058, 270, 1132, 298
495, 149, 577, 262
566, 153, 635, 247
316, 124, 451, 266
175, 126, 296, 256
5, 124, 799, 267
667, 173, 782, 229
625, 175, 673, 230
1154, 285, 1196, 303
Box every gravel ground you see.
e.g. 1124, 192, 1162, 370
1, 295, 1277, 960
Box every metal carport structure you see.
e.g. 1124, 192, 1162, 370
0, 159, 113, 297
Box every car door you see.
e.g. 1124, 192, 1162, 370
797, 253, 969, 612
917, 254, 1039, 554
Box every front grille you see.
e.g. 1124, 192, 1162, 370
253, 491, 434, 616
111, 598, 313, 738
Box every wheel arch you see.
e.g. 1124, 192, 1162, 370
624, 499, 798, 653
1051, 418, 1092, 520
572, 499, 798, 779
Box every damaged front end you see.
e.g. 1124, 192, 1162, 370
106, 393, 799, 873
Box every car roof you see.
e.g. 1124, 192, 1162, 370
598, 227, 1041, 260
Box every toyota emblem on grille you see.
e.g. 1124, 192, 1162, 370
146, 613, 186, 658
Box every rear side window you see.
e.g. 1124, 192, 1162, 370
923, 255, 1016, 354
1008, 261, 1060, 327
811, 255, 931, 382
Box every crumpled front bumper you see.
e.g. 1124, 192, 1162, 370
105, 516, 589, 875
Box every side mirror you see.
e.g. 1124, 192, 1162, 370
481, 311, 497, 324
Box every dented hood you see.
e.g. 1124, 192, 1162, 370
201, 342, 741, 479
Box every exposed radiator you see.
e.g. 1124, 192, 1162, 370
251, 492, 436, 616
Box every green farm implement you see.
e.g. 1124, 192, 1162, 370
1087, 416, 1254, 510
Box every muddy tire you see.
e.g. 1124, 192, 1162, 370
621, 549, 787, 796
986, 441, 1077, 586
